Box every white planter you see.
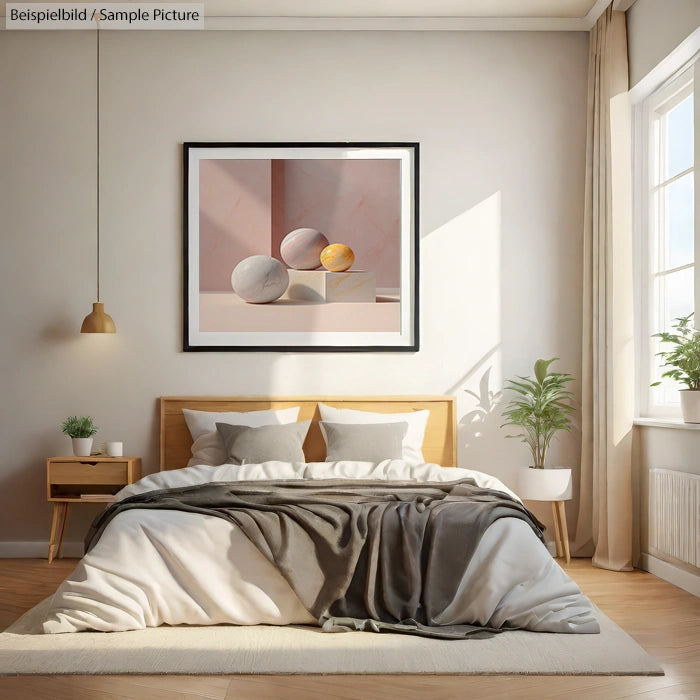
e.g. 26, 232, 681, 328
72, 438, 93, 457
680, 390, 700, 424
517, 467, 572, 502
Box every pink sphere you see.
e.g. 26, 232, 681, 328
280, 228, 329, 270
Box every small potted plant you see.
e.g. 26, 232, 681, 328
61, 416, 98, 456
501, 358, 576, 501
652, 313, 700, 423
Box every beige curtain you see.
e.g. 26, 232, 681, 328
572, 6, 635, 571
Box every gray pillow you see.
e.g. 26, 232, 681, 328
216, 420, 311, 465
321, 421, 408, 462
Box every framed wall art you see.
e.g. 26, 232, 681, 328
183, 142, 419, 352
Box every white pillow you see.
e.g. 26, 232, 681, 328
182, 407, 300, 467
317, 404, 429, 466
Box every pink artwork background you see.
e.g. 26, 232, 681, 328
198, 159, 401, 292
198, 159, 272, 291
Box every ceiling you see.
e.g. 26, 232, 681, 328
1, 0, 631, 29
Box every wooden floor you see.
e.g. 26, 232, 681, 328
0, 558, 698, 699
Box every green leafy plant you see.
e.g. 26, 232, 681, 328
61, 416, 98, 439
501, 358, 575, 469
651, 313, 700, 390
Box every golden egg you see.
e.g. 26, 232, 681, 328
320, 243, 355, 272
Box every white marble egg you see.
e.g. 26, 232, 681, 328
231, 255, 289, 304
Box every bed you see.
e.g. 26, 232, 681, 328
42, 395, 599, 637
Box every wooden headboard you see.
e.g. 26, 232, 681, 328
160, 395, 457, 470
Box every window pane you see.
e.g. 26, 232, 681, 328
665, 173, 694, 269
645, 65, 696, 414
653, 268, 694, 405
666, 94, 693, 179
654, 365, 683, 405
659, 266, 694, 332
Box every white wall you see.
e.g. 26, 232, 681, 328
626, 0, 700, 88
0, 29, 588, 552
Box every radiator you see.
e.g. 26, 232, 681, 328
649, 469, 700, 567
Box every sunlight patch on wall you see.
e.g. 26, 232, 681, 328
421, 192, 506, 472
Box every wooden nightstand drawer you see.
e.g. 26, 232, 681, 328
49, 461, 128, 485
46, 456, 142, 562
46, 456, 141, 502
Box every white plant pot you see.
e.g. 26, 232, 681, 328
680, 389, 700, 424
517, 467, 572, 502
72, 438, 93, 457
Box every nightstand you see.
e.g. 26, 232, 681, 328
46, 456, 142, 562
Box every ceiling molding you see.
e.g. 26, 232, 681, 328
0, 16, 596, 31
0, 0, 613, 31
612, 0, 637, 12
582, 0, 613, 30
200, 16, 588, 31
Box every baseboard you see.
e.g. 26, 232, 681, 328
640, 553, 700, 597
0, 541, 84, 559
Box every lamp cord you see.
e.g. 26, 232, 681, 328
96, 20, 100, 303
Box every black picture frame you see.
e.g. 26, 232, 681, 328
183, 142, 419, 352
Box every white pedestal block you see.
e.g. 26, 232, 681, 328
284, 270, 376, 303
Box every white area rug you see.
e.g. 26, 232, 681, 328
0, 598, 663, 676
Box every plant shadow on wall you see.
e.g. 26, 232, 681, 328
458, 364, 504, 470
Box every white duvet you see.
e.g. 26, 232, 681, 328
42, 461, 599, 635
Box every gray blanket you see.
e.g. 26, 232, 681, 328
86, 479, 545, 639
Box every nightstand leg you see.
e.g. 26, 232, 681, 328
556, 501, 570, 564
56, 503, 69, 560
551, 501, 563, 558
48, 503, 61, 563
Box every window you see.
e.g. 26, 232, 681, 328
638, 61, 697, 418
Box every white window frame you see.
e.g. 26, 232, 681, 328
635, 57, 698, 420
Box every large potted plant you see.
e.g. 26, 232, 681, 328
501, 358, 576, 501
61, 416, 98, 456
652, 313, 700, 423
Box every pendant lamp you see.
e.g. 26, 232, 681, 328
81, 18, 116, 334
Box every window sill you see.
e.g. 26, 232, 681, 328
634, 418, 700, 431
